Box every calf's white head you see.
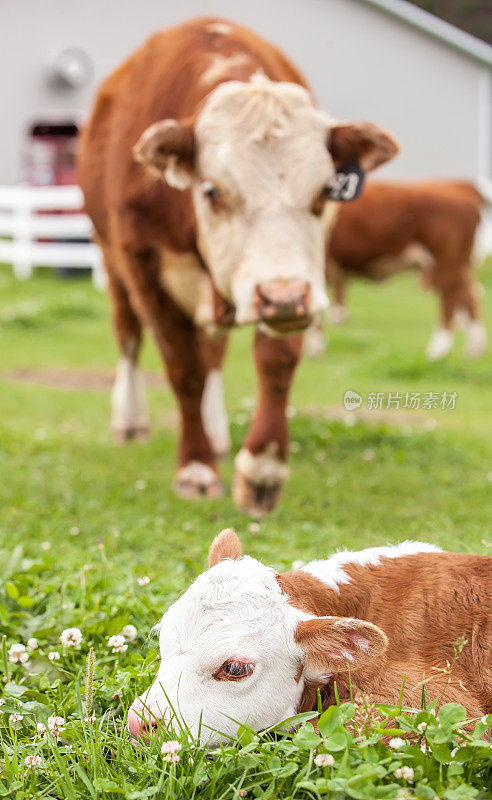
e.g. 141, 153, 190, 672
127, 529, 388, 746
134, 74, 398, 333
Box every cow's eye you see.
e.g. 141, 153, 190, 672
201, 181, 222, 208
214, 659, 254, 681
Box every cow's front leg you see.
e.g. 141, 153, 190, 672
119, 245, 224, 499
233, 330, 303, 517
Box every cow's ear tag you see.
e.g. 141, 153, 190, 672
327, 162, 365, 202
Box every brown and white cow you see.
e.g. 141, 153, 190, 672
127, 529, 491, 745
78, 17, 398, 517
305, 180, 488, 360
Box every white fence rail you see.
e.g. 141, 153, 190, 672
0, 185, 105, 289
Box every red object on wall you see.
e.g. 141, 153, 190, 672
21, 120, 79, 186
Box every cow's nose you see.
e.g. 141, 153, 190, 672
127, 701, 160, 740
254, 280, 311, 329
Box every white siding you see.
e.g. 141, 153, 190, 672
0, 0, 489, 183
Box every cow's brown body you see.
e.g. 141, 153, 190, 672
279, 551, 492, 716
322, 180, 487, 359
78, 16, 398, 515
78, 18, 310, 513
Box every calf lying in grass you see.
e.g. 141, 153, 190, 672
128, 531, 491, 745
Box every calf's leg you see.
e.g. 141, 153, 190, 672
106, 260, 149, 443
233, 330, 302, 518
117, 244, 224, 499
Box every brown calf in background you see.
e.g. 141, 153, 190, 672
305, 181, 488, 360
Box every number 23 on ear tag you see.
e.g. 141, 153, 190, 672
327, 162, 365, 202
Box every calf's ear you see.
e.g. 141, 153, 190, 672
209, 528, 243, 568
295, 616, 388, 676
133, 119, 195, 190
329, 121, 399, 172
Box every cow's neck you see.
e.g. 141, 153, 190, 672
276, 569, 364, 620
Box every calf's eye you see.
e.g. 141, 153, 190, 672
214, 659, 254, 681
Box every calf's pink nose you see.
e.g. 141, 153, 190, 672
127, 701, 160, 740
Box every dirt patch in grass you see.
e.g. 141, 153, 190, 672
2, 367, 165, 390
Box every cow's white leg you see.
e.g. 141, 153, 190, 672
330, 304, 348, 325
233, 444, 290, 519
465, 319, 487, 358
426, 327, 454, 361
173, 461, 224, 499
303, 321, 326, 358
111, 356, 150, 443
201, 368, 231, 457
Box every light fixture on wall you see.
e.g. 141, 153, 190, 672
46, 47, 93, 90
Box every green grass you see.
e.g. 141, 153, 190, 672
0, 264, 491, 798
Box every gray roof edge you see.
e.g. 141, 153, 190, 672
359, 0, 492, 68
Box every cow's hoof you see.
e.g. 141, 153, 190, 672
113, 426, 150, 444
233, 447, 289, 518
426, 328, 453, 361
173, 461, 225, 499
465, 321, 487, 359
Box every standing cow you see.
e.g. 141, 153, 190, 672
78, 17, 398, 517
305, 180, 488, 360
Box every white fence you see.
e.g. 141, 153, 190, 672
0, 184, 105, 289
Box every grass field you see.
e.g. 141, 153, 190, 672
0, 264, 491, 798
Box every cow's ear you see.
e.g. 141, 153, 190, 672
133, 119, 195, 190
209, 528, 243, 568
295, 616, 388, 677
329, 121, 399, 172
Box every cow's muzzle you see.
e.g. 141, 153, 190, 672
127, 699, 160, 741
254, 280, 312, 333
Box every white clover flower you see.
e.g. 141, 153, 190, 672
135, 479, 147, 490
394, 766, 414, 782
59, 627, 83, 647
9, 713, 23, 727
24, 754, 42, 770
121, 624, 138, 642
27, 638, 39, 652
314, 753, 335, 767
36, 722, 46, 734
417, 721, 427, 732
248, 522, 260, 534
160, 740, 181, 762
108, 634, 128, 654
48, 651, 60, 662
137, 576, 150, 586
47, 715, 65, 737
84, 715, 96, 723
69, 526, 80, 536
8, 643, 29, 665
388, 737, 406, 750
41, 541, 51, 551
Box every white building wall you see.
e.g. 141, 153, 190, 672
1, 0, 489, 184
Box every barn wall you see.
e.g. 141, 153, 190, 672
1, 0, 488, 184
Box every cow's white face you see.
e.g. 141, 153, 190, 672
127, 530, 388, 746
134, 75, 398, 334
129, 556, 305, 745
192, 78, 332, 329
